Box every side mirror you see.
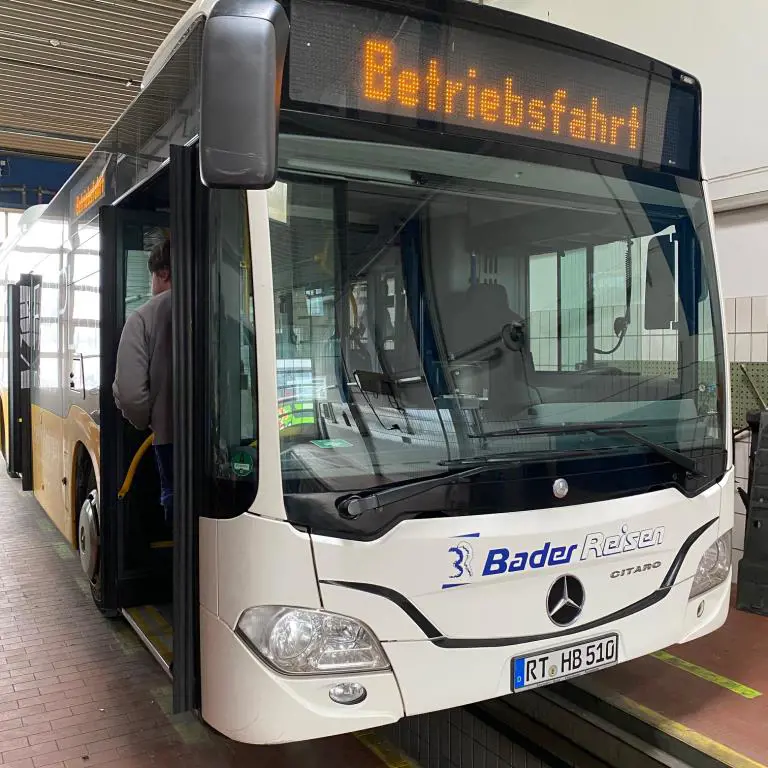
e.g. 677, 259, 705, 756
199, 1, 289, 189
644, 236, 676, 330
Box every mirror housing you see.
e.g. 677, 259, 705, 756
199, 0, 289, 189
644, 235, 677, 330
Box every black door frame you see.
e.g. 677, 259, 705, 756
98, 146, 206, 714
99, 205, 171, 614
6, 273, 40, 489
170, 143, 207, 714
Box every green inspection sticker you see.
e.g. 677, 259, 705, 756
231, 451, 255, 477
311, 439, 353, 449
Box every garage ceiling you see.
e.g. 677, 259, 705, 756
0, 0, 193, 161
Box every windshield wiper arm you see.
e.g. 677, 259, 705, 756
337, 459, 520, 520
338, 424, 699, 520
471, 422, 699, 475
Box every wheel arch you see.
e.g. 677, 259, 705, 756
71, 439, 99, 547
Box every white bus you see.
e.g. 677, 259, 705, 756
0, 0, 731, 745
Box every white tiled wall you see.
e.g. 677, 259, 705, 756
725, 295, 768, 362
721, 296, 768, 582
529, 303, 681, 371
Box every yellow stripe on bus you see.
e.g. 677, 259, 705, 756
652, 650, 762, 699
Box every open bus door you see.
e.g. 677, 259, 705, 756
6, 273, 41, 489
97, 144, 205, 715
99, 206, 172, 620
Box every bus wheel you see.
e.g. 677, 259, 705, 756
77, 466, 110, 614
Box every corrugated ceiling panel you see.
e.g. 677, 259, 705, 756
0, 0, 194, 159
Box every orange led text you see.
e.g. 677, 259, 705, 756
74, 173, 106, 218
362, 39, 642, 151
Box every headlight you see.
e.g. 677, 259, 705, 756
236, 606, 390, 675
690, 531, 732, 599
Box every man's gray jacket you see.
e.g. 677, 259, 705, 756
112, 289, 173, 445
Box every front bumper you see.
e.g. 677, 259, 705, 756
200, 574, 730, 744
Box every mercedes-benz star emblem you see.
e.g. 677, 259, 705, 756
553, 478, 569, 499
546, 575, 585, 627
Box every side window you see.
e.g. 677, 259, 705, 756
208, 190, 258, 512
528, 249, 588, 372
593, 235, 679, 371
527, 237, 679, 374
270, 180, 336, 445
69, 224, 101, 397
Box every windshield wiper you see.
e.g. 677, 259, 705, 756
337, 459, 521, 520
469, 422, 699, 475
337, 424, 699, 520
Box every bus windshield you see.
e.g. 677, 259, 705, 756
270, 135, 725, 494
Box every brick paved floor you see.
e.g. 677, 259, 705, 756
0, 472, 386, 768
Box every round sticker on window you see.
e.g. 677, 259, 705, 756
231, 450, 255, 478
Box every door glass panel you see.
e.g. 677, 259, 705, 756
208, 190, 258, 513
125, 249, 153, 317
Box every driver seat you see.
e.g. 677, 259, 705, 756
450, 282, 540, 419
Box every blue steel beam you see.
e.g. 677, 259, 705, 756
0, 152, 77, 210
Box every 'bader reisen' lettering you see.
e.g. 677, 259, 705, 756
481, 524, 665, 576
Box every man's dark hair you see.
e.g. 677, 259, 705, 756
148, 238, 171, 276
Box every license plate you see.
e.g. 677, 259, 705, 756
512, 633, 619, 692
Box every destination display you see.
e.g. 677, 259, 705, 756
288, 0, 697, 171
69, 155, 114, 223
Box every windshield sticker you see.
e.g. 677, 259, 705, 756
443, 524, 666, 587
311, 439, 353, 449
231, 451, 255, 478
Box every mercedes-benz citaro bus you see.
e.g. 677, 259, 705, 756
0, 0, 732, 746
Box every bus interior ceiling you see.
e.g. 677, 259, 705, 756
114, 165, 174, 670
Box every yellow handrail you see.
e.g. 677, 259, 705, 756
118, 433, 155, 499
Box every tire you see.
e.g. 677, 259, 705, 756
77, 463, 113, 616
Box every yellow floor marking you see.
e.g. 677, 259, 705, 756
356, 730, 421, 768
143, 605, 174, 663
145, 603, 172, 631
592, 686, 768, 768
126, 606, 173, 663
652, 650, 762, 699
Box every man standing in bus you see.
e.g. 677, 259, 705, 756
112, 238, 173, 523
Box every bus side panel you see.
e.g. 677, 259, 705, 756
60, 216, 102, 544
32, 244, 67, 532
31, 405, 65, 534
